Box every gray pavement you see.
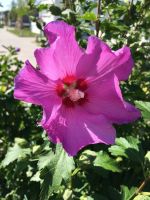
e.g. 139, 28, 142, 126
0, 27, 40, 66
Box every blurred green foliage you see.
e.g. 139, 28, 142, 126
0, 0, 150, 199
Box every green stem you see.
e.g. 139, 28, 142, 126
128, 177, 150, 200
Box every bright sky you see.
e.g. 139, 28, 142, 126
0, 0, 14, 11
0, 0, 45, 11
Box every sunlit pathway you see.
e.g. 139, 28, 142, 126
0, 27, 40, 65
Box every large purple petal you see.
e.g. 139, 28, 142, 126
35, 21, 84, 78
14, 60, 59, 106
44, 20, 75, 45
76, 36, 133, 81
76, 36, 110, 77
96, 45, 134, 81
41, 106, 116, 156
40, 103, 62, 143
34, 47, 63, 80
84, 74, 140, 124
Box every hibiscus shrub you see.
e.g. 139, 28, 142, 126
0, 0, 150, 200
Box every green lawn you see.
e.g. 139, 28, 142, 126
7, 28, 37, 37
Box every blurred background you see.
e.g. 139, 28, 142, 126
0, 0, 150, 200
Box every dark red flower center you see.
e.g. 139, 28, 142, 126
56, 75, 88, 107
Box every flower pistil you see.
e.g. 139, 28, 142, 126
56, 75, 88, 107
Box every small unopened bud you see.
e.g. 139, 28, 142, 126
15, 47, 21, 52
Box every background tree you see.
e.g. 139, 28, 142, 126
9, 0, 17, 25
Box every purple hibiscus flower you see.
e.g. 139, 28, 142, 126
14, 21, 140, 156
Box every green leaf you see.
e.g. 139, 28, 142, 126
79, 150, 96, 167
94, 151, 121, 172
133, 194, 150, 200
63, 189, 72, 200
135, 101, 150, 122
49, 5, 62, 16
109, 144, 127, 158
87, 194, 108, 200
81, 12, 97, 21
37, 4, 49, 11
121, 185, 137, 200
50, 145, 75, 187
40, 145, 75, 200
144, 151, 150, 176
38, 151, 54, 170
109, 137, 144, 163
31, 171, 41, 182
1, 143, 31, 167
40, 168, 52, 200
145, 151, 150, 162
